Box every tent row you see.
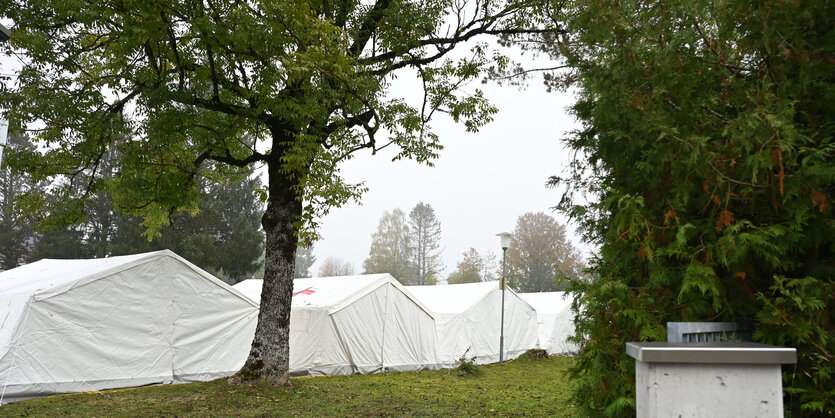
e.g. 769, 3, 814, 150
231, 277, 579, 372
406, 282, 579, 365
407, 282, 538, 365
232, 274, 440, 376
0, 250, 577, 403
519, 291, 580, 356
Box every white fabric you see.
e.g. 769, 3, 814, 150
233, 274, 440, 376
407, 282, 539, 365
518, 292, 579, 355
0, 250, 259, 404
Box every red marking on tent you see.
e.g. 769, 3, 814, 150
293, 287, 316, 296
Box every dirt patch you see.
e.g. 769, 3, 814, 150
522, 349, 548, 359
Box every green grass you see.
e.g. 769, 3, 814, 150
0, 355, 575, 417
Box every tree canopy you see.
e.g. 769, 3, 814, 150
448, 247, 484, 284
505, 211, 583, 292
554, 0, 834, 415
0, 0, 559, 385
107, 175, 265, 283
17, 168, 266, 283
363, 208, 412, 283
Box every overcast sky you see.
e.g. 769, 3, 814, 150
310, 75, 592, 279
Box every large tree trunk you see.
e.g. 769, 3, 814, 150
230, 148, 301, 386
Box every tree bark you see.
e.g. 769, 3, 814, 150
229, 131, 302, 386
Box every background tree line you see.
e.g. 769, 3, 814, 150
362, 202, 444, 285
447, 211, 583, 291
0, 132, 265, 284
362, 204, 583, 290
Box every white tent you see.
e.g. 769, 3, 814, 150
233, 274, 440, 376
518, 291, 579, 355
0, 250, 258, 404
407, 282, 539, 365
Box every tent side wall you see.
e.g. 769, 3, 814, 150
459, 290, 501, 365
533, 311, 557, 351
288, 307, 351, 376
520, 292, 579, 356
163, 257, 259, 381
330, 284, 388, 374
433, 311, 474, 366
544, 302, 580, 355
381, 282, 440, 372
1, 259, 176, 403
0, 295, 32, 371
0, 255, 258, 404
500, 291, 539, 361
454, 289, 538, 365
320, 280, 441, 375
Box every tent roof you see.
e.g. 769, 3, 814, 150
518, 291, 573, 314
406, 282, 501, 314
0, 250, 256, 306
0, 252, 153, 297
234, 274, 433, 316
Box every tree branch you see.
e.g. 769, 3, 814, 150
348, 0, 394, 58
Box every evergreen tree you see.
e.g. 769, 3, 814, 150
554, 0, 835, 415
0, 132, 38, 269
363, 208, 412, 284
294, 244, 316, 278
28, 172, 265, 285
31, 227, 90, 260
112, 175, 266, 283
406, 202, 444, 285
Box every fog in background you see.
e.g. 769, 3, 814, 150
0, 21, 593, 280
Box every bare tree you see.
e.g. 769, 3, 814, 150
406, 202, 443, 285
482, 250, 499, 282
318, 256, 356, 277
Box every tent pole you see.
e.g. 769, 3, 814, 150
500, 248, 506, 364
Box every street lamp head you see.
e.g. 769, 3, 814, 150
0, 24, 10, 42
496, 232, 513, 250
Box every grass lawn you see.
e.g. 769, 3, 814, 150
0, 354, 575, 417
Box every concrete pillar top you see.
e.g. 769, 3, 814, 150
626, 342, 796, 365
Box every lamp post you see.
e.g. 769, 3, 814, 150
0, 23, 9, 167
0, 119, 7, 166
496, 232, 512, 364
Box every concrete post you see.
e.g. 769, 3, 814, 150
626, 342, 796, 418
